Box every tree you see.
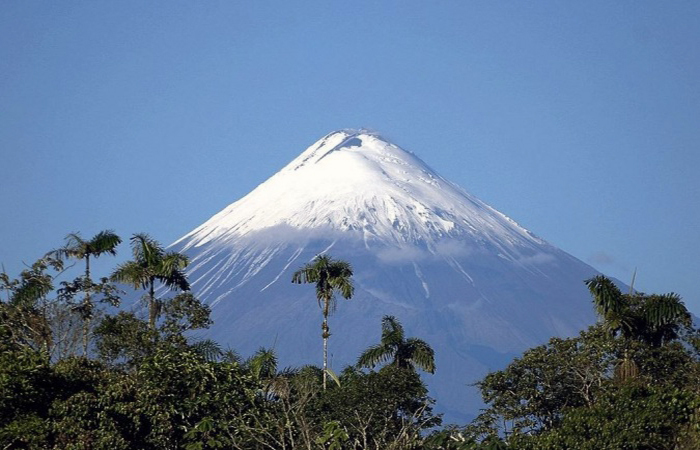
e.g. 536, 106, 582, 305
509, 383, 700, 450
471, 325, 618, 438
0, 254, 74, 358
111, 233, 189, 329
467, 279, 699, 447
51, 230, 122, 355
307, 365, 440, 449
586, 275, 692, 380
357, 315, 436, 374
292, 254, 353, 390
585, 275, 692, 346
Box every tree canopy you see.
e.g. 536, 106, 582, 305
1, 233, 698, 449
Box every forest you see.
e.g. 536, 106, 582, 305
1, 231, 698, 449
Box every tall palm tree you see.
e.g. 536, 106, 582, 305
111, 233, 190, 329
53, 230, 121, 355
357, 315, 435, 374
292, 254, 353, 389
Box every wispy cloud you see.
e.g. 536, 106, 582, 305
588, 251, 615, 266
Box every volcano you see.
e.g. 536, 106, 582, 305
169, 129, 600, 423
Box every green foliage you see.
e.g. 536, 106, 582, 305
358, 315, 436, 373
315, 421, 349, 449
0, 346, 54, 447
129, 346, 259, 448
51, 230, 122, 262
244, 346, 279, 381
307, 365, 441, 448
511, 383, 700, 450
0, 255, 64, 355
111, 233, 190, 328
470, 281, 699, 448
160, 292, 212, 335
93, 311, 157, 367
50, 230, 122, 356
586, 275, 692, 346
291, 254, 354, 312
472, 325, 617, 436
423, 431, 507, 450
2, 236, 698, 449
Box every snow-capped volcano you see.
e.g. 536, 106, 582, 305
177, 129, 540, 248
170, 129, 600, 423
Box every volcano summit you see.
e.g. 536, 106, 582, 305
170, 129, 600, 422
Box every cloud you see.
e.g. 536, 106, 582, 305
236, 224, 348, 246
518, 252, 556, 265
376, 246, 430, 264
588, 251, 615, 266
434, 240, 474, 258
376, 239, 474, 264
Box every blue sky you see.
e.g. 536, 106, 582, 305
1, 1, 699, 313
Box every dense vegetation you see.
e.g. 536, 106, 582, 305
1, 231, 698, 449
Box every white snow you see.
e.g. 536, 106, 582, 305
175, 129, 548, 256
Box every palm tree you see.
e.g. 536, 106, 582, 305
357, 315, 435, 374
243, 347, 302, 400
292, 254, 353, 389
53, 230, 121, 355
111, 233, 190, 329
245, 346, 279, 381
585, 275, 691, 380
585, 275, 691, 346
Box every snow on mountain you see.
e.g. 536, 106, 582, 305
176, 129, 541, 250
169, 129, 601, 423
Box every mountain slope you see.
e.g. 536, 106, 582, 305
169, 129, 600, 423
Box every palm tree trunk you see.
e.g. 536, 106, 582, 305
83, 255, 91, 356
323, 316, 328, 390
322, 297, 330, 390
148, 278, 156, 329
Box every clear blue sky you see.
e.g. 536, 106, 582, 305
1, 1, 698, 313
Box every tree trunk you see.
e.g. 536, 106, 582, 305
323, 316, 328, 390
149, 279, 157, 329
322, 297, 331, 390
83, 254, 91, 356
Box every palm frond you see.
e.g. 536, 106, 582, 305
644, 293, 690, 327
325, 367, 341, 387
11, 276, 53, 306
131, 233, 164, 266
88, 230, 121, 257
246, 347, 278, 380
292, 254, 354, 309
160, 251, 189, 272
62, 232, 87, 258
190, 339, 222, 362
381, 315, 405, 347
330, 276, 354, 300
111, 261, 150, 289
357, 343, 393, 369
222, 348, 242, 364
157, 265, 190, 292
585, 275, 624, 319
46, 232, 84, 261
405, 337, 436, 373
291, 266, 319, 284
360, 315, 436, 373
